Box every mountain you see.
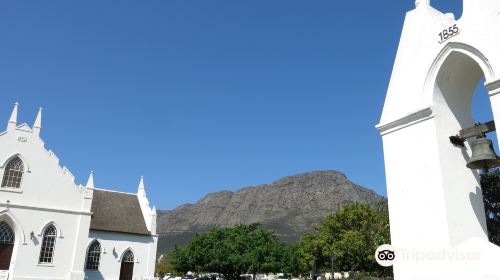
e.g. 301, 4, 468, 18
157, 171, 383, 253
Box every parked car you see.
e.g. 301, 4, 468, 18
240, 274, 252, 280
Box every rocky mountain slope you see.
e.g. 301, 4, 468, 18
157, 171, 383, 253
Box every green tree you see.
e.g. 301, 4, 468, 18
169, 245, 192, 275
156, 256, 176, 277
481, 171, 500, 246
280, 244, 306, 276
169, 224, 289, 280
297, 232, 326, 275
298, 201, 391, 277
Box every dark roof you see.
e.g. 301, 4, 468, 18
90, 189, 151, 235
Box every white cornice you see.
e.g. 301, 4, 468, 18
0, 202, 92, 216
486, 79, 500, 97
376, 107, 434, 136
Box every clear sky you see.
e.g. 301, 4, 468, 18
1, 1, 488, 210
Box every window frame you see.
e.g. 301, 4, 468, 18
122, 249, 134, 263
0, 221, 15, 244
1, 156, 25, 190
38, 224, 57, 264
85, 240, 102, 271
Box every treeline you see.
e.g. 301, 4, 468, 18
157, 172, 500, 279
157, 202, 392, 279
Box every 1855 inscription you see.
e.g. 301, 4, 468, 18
438, 24, 460, 44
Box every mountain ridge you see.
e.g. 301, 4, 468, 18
157, 170, 384, 253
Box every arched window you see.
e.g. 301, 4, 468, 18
0, 221, 14, 244
1, 156, 24, 189
122, 250, 134, 263
85, 240, 102, 271
0, 221, 15, 270
39, 225, 57, 264
119, 250, 135, 280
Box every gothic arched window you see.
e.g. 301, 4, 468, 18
39, 225, 57, 264
1, 156, 24, 189
0, 221, 14, 244
0, 221, 15, 270
86, 240, 102, 271
120, 249, 135, 280
122, 249, 134, 263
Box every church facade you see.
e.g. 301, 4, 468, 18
0, 103, 158, 280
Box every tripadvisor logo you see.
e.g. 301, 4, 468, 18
375, 244, 396, 267
375, 244, 482, 266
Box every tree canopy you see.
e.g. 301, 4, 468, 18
169, 224, 288, 280
156, 256, 175, 277
161, 175, 500, 279
297, 202, 391, 277
167, 202, 391, 279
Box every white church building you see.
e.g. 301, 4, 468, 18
0, 103, 158, 280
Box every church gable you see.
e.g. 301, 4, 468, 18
15, 123, 32, 133
0, 103, 158, 280
0, 104, 90, 212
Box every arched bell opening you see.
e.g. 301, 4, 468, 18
434, 52, 484, 129
471, 78, 499, 154
431, 49, 493, 246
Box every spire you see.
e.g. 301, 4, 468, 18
7, 102, 18, 131
137, 176, 152, 232
86, 171, 94, 188
138, 176, 146, 197
137, 176, 150, 206
33, 107, 43, 137
415, 0, 430, 8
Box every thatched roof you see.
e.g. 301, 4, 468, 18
90, 189, 150, 235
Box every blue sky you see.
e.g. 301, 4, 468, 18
1, 1, 488, 210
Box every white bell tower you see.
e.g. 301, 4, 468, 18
377, 0, 500, 279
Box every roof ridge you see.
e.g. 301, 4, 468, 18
92, 188, 137, 196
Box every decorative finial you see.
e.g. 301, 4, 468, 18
33, 107, 43, 137
415, 0, 430, 8
7, 102, 19, 131
138, 176, 147, 198
86, 171, 94, 188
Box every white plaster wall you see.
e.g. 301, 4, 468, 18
0, 109, 158, 280
382, 119, 450, 248
378, 0, 500, 279
0, 128, 91, 212
380, 1, 500, 124
85, 230, 158, 280
0, 124, 92, 280
0, 208, 91, 280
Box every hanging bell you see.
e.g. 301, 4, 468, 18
466, 137, 500, 170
